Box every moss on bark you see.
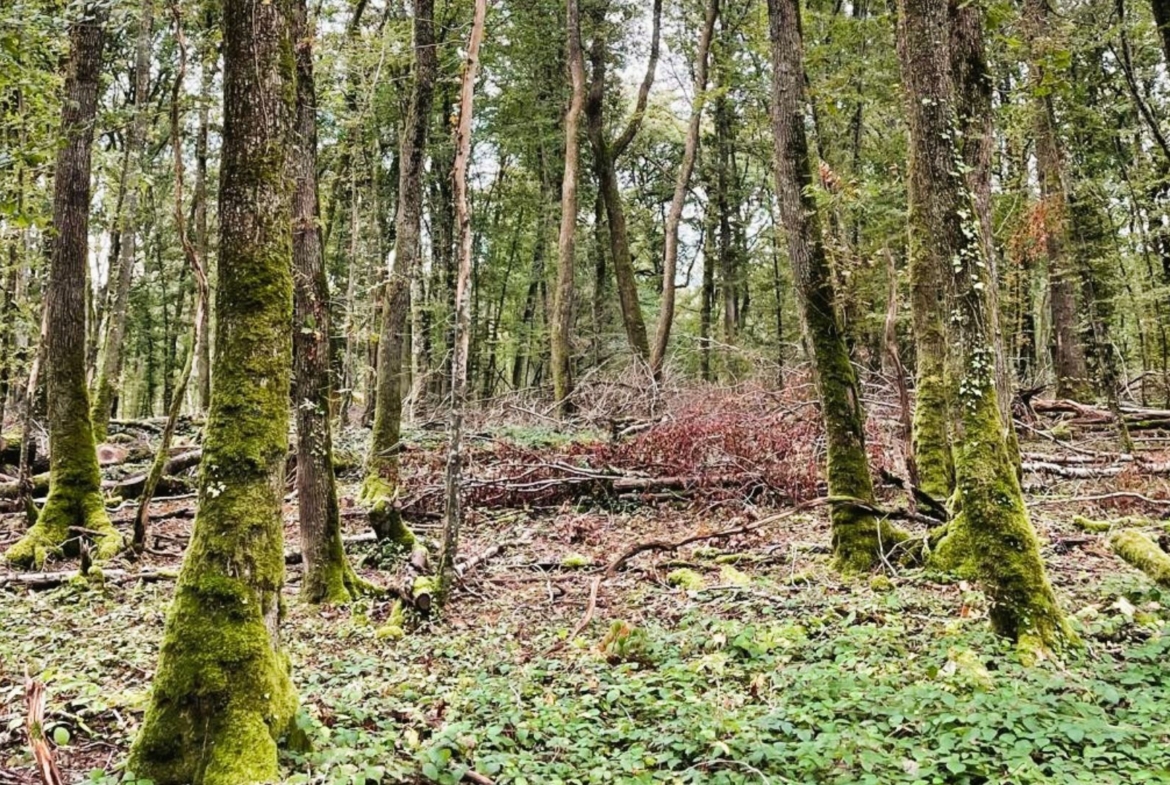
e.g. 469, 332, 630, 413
360, 474, 417, 548
1110, 530, 1170, 587
129, 1, 298, 780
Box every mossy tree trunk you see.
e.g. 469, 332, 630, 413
550, 0, 586, 413
767, 0, 907, 573
292, 0, 364, 604
582, 0, 662, 364
128, 0, 298, 780
91, 0, 153, 443
896, 0, 1069, 649
5, 3, 122, 569
950, 1, 1021, 468
363, 0, 435, 548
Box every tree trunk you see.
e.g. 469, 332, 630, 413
290, 0, 364, 603
1150, 0, 1170, 66
438, 0, 487, 595
132, 2, 209, 554
767, 0, 907, 573
91, 0, 154, 443
896, 0, 1069, 649
192, 34, 216, 414
128, 1, 298, 780
1023, 0, 1090, 401
363, 0, 436, 548
5, 4, 122, 568
650, 0, 718, 379
551, 0, 587, 413
582, 0, 662, 364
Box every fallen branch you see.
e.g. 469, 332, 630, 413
605, 499, 828, 576
456, 543, 506, 580
1110, 530, 1170, 587
543, 575, 601, 656
1028, 491, 1170, 508
1, 568, 179, 591
25, 678, 64, 785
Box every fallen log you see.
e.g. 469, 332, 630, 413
1021, 460, 1170, 479
1, 567, 179, 590
1110, 530, 1170, 587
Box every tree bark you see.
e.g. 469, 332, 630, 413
128, 0, 298, 779
290, 0, 365, 604
582, 0, 662, 363
896, 0, 1069, 648
363, 0, 436, 548
439, 0, 487, 595
650, 0, 718, 379
5, 4, 122, 568
91, 0, 154, 442
551, 0, 587, 413
1150, 0, 1170, 68
767, 0, 907, 573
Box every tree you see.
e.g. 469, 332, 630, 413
292, 0, 365, 603
5, 3, 121, 568
650, 0, 719, 379
439, 0, 488, 592
128, 0, 298, 779
550, 0, 587, 412
91, 0, 154, 442
362, 0, 437, 547
895, 0, 1069, 649
767, 0, 907, 572
583, 0, 663, 363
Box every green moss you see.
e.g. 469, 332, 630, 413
1072, 515, 1161, 534
719, 565, 751, 587
869, 574, 894, 593
928, 384, 1073, 650
1110, 530, 1170, 588
912, 370, 955, 501
562, 553, 593, 569
1051, 421, 1073, 441
361, 474, 417, 548
376, 599, 407, 639
667, 568, 705, 590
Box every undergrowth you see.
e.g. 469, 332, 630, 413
2, 568, 1167, 784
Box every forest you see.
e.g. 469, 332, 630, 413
1, 0, 1170, 782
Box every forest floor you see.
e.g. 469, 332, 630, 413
1, 384, 1170, 784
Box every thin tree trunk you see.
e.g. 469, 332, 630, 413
363, 0, 436, 548
582, 0, 662, 364
5, 4, 122, 568
129, 0, 298, 778
91, 0, 154, 442
650, 0, 718, 379
192, 36, 216, 414
767, 0, 907, 573
289, 0, 365, 603
133, 1, 208, 554
551, 0, 587, 413
438, 0, 486, 596
896, 0, 1069, 648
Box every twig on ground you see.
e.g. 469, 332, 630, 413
543, 576, 601, 656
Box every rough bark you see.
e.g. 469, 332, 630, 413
290, 0, 364, 604
192, 30, 217, 414
1150, 0, 1170, 77
5, 4, 121, 568
767, 0, 907, 573
896, 0, 1069, 649
650, 0, 718, 379
1022, 0, 1090, 401
551, 0, 587, 413
439, 0, 487, 595
362, 0, 436, 549
91, 0, 154, 442
128, 0, 298, 780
